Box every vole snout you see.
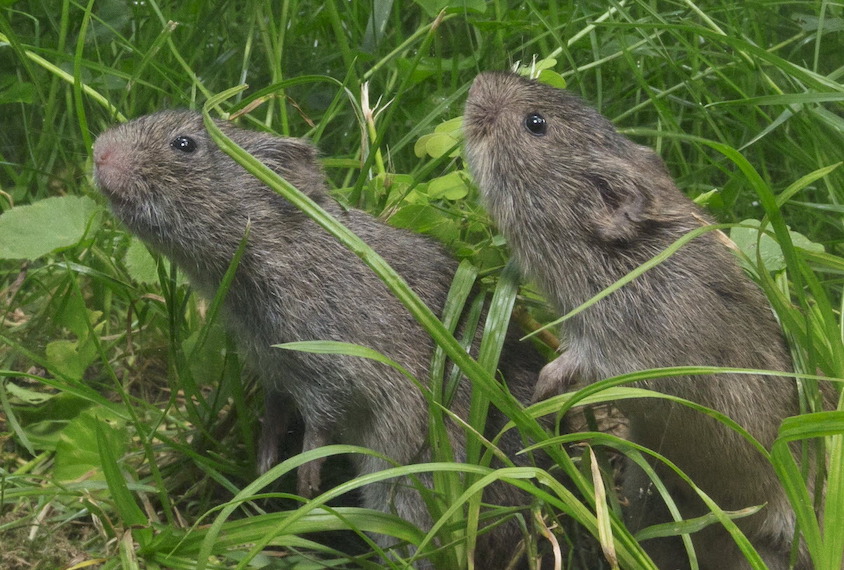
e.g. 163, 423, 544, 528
92, 135, 134, 197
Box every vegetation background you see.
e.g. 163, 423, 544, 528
1, 0, 842, 568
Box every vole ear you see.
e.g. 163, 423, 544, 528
246, 136, 319, 173
589, 173, 655, 242
589, 148, 680, 242
235, 134, 328, 200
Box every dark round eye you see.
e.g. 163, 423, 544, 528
171, 135, 197, 153
524, 112, 547, 136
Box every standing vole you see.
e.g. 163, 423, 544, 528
93, 110, 548, 568
463, 71, 829, 569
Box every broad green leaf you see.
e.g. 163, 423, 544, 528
124, 237, 160, 284
427, 171, 469, 200
414, 133, 433, 158
538, 69, 567, 89
0, 195, 101, 260
434, 116, 463, 135
53, 290, 102, 339
518, 58, 566, 87
415, 131, 460, 158
387, 203, 456, 242
45, 337, 99, 380
730, 219, 825, 272
414, 116, 464, 158
4, 380, 55, 405
11, 392, 96, 451
182, 321, 229, 385
0, 80, 36, 104
54, 407, 127, 482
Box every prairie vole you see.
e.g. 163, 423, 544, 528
464, 71, 828, 569
93, 109, 548, 568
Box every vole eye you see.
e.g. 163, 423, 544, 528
524, 113, 547, 136
171, 136, 197, 153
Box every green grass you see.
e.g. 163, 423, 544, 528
1, 1, 843, 568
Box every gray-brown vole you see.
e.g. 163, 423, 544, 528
463, 71, 829, 569
92, 109, 548, 568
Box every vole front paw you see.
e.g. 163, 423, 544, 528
532, 353, 582, 403
257, 391, 296, 474
295, 426, 331, 498
296, 459, 325, 498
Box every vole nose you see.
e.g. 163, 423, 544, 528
93, 145, 112, 167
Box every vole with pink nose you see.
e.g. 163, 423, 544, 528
463, 71, 830, 569
92, 109, 549, 568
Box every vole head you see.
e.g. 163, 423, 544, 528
463, 72, 685, 243
93, 110, 325, 262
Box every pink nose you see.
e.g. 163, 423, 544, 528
93, 146, 112, 167
91, 140, 129, 193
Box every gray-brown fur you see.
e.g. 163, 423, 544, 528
463, 71, 827, 569
92, 110, 547, 568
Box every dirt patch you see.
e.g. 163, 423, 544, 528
0, 504, 98, 570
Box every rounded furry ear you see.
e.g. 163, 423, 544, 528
590, 172, 653, 242
590, 150, 684, 242
228, 130, 328, 200
237, 134, 320, 172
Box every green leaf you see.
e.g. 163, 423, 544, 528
415, 131, 461, 158
4, 380, 55, 405
427, 171, 469, 200
517, 57, 566, 87
730, 219, 825, 272
434, 116, 463, 135
54, 407, 127, 482
387, 203, 456, 242
770, 411, 844, 565
414, 133, 434, 158
45, 337, 99, 379
692, 188, 720, 206
413, 116, 464, 159
11, 392, 96, 451
54, 291, 102, 339
0, 195, 101, 260
182, 320, 229, 385
537, 69, 567, 89
0, 79, 36, 104
123, 237, 160, 284
274, 340, 413, 377
98, 422, 150, 546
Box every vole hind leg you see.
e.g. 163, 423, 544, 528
622, 459, 798, 570
621, 459, 689, 568
257, 389, 296, 474
533, 352, 584, 402
296, 425, 331, 498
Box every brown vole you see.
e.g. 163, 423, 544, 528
463, 71, 827, 569
92, 109, 549, 568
